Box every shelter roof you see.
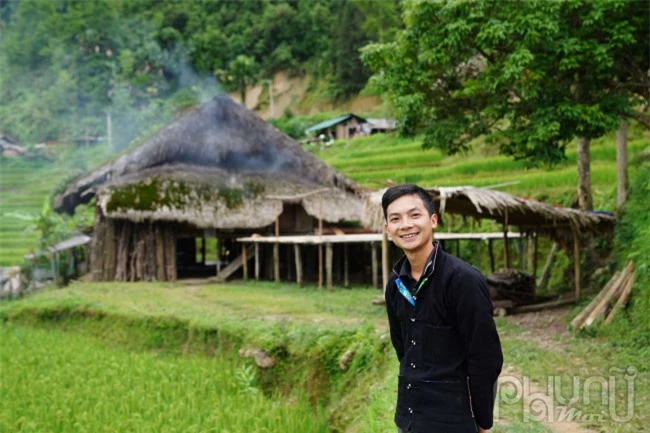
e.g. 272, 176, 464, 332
24, 235, 91, 259
363, 186, 614, 239
305, 114, 367, 134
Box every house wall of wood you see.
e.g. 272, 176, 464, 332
90, 210, 178, 282
335, 118, 364, 140
89, 203, 334, 282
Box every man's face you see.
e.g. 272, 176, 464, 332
384, 194, 437, 253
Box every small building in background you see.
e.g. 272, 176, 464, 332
364, 118, 397, 135
305, 114, 396, 142
305, 114, 367, 141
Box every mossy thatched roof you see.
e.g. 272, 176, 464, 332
54, 95, 362, 228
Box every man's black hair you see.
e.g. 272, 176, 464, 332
382, 184, 436, 220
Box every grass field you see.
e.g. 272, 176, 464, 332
0, 323, 328, 433
2, 281, 647, 433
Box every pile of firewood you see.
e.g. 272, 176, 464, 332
570, 261, 635, 330
487, 269, 536, 303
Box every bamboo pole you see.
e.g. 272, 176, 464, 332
604, 271, 635, 325
573, 229, 581, 301
583, 262, 633, 328
294, 244, 303, 286
318, 218, 323, 291
488, 239, 495, 273
533, 232, 539, 279
254, 243, 260, 281
326, 243, 333, 290
242, 243, 248, 280
570, 271, 621, 330
343, 243, 349, 288
382, 232, 389, 292
274, 218, 280, 283
538, 242, 558, 290
371, 242, 378, 289
503, 209, 510, 268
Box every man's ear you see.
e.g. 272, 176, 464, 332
384, 222, 392, 240
430, 213, 438, 229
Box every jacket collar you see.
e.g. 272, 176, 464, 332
392, 241, 441, 280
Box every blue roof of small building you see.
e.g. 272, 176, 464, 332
305, 114, 366, 134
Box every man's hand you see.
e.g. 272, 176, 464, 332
477, 428, 488, 433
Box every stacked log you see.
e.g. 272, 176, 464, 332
487, 269, 536, 303
570, 261, 635, 330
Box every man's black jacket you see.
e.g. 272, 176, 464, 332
385, 242, 503, 433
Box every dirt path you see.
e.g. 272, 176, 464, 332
503, 308, 598, 433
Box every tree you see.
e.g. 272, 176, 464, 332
362, 0, 648, 210
330, 0, 371, 99
227, 55, 258, 107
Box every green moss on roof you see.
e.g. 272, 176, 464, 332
105, 177, 265, 213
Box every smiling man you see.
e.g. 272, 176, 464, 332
382, 184, 503, 433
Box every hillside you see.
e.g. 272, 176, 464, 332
313, 126, 650, 209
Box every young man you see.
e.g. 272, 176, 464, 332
382, 184, 503, 433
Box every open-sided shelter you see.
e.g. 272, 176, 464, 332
363, 186, 615, 301
54, 95, 364, 282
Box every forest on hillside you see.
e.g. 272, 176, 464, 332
0, 0, 401, 149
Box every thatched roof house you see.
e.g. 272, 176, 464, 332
54, 95, 364, 281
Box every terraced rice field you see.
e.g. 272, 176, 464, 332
314, 130, 649, 205
0, 145, 112, 265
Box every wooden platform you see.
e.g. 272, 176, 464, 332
236, 231, 522, 244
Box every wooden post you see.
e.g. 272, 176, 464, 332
254, 243, 260, 281
326, 243, 333, 290
526, 235, 534, 273
242, 243, 248, 280
50, 253, 58, 286
286, 244, 292, 281
533, 233, 539, 279
503, 209, 510, 269
274, 218, 280, 283
201, 235, 206, 265
343, 243, 349, 287
318, 219, 323, 291
518, 238, 525, 271
371, 242, 378, 289
538, 242, 558, 290
488, 239, 495, 273
294, 244, 303, 286
573, 229, 581, 300
382, 232, 389, 292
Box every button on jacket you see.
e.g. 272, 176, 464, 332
385, 242, 503, 433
